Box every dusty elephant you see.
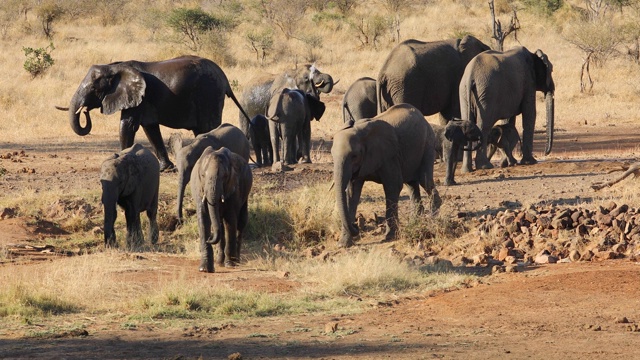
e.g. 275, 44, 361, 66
439, 119, 483, 186
487, 120, 521, 168
57, 56, 251, 171
460, 46, 555, 171
171, 123, 250, 223
191, 147, 253, 272
238, 65, 335, 162
268, 88, 325, 165
332, 103, 442, 248
342, 77, 377, 123
377, 35, 490, 124
100, 143, 160, 249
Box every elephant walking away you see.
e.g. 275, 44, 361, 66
332, 103, 441, 248
100, 143, 160, 249
459, 46, 555, 171
438, 119, 482, 186
342, 77, 377, 123
487, 120, 521, 168
238, 65, 335, 162
268, 88, 325, 165
172, 123, 250, 223
57, 56, 251, 171
377, 35, 490, 123
191, 147, 253, 272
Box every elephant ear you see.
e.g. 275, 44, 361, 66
445, 121, 467, 145
458, 35, 490, 64
219, 149, 238, 198
357, 120, 400, 177
119, 155, 140, 196
534, 49, 555, 93
305, 94, 326, 121
102, 66, 146, 115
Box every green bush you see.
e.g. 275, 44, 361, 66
167, 7, 231, 51
23, 43, 55, 78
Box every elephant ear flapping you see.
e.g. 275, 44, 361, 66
102, 67, 146, 115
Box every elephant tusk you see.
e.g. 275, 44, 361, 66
221, 195, 225, 203
55, 105, 69, 111
333, 79, 340, 86
315, 79, 325, 87
75, 106, 88, 115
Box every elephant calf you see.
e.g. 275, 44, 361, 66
249, 114, 273, 167
342, 77, 377, 123
174, 123, 250, 223
191, 147, 253, 272
100, 143, 160, 248
487, 121, 521, 168
440, 119, 482, 186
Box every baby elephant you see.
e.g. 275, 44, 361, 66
100, 143, 160, 248
249, 114, 273, 167
441, 119, 482, 186
191, 147, 253, 272
487, 121, 521, 168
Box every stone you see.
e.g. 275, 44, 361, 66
569, 250, 581, 262
473, 253, 488, 265
491, 265, 505, 274
325, 322, 339, 333
615, 317, 629, 324
228, 353, 243, 360
505, 265, 518, 273
596, 251, 616, 260
535, 253, 558, 264
612, 243, 627, 254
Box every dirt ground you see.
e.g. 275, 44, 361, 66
3, 122, 640, 359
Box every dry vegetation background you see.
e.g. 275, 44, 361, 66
3, 0, 640, 343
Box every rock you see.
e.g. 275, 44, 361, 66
473, 253, 488, 265
491, 265, 505, 274
279, 271, 290, 278
612, 243, 626, 254
596, 251, 616, 260
535, 251, 558, 264
615, 317, 629, 324
569, 250, 581, 262
0, 207, 17, 219
580, 250, 594, 261
228, 353, 243, 360
505, 265, 518, 273
610, 204, 629, 217
325, 322, 339, 333
504, 256, 517, 265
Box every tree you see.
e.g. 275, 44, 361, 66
246, 29, 274, 65
167, 8, 227, 51
382, 0, 410, 43
259, 0, 308, 40
36, 1, 64, 39
349, 15, 389, 49
489, 0, 520, 51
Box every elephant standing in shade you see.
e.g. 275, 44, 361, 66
100, 143, 159, 248
191, 147, 253, 272
332, 103, 441, 248
172, 123, 250, 223
377, 35, 490, 123
436, 119, 483, 186
249, 114, 273, 167
487, 120, 521, 168
57, 56, 251, 171
268, 88, 325, 165
238, 65, 335, 163
342, 77, 377, 123
459, 46, 555, 171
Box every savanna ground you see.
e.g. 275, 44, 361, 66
4, 1, 640, 359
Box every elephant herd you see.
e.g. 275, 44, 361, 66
59, 35, 555, 270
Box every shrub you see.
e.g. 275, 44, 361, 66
23, 43, 55, 78
167, 7, 230, 51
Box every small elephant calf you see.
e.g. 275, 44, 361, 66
487, 121, 521, 168
441, 119, 482, 186
249, 114, 273, 167
100, 143, 160, 248
191, 147, 253, 272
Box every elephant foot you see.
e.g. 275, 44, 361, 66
500, 159, 509, 168
298, 157, 311, 164
159, 161, 176, 172
224, 261, 238, 268
338, 233, 354, 248
476, 161, 494, 170
382, 226, 397, 243
199, 261, 214, 273
520, 156, 538, 165
460, 167, 473, 174
444, 179, 457, 186
430, 190, 443, 213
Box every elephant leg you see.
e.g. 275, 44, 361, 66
270, 124, 281, 164
147, 202, 159, 245
124, 206, 143, 250
142, 124, 174, 171
520, 110, 538, 165
298, 120, 312, 163
215, 226, 226, 266
474, 128, 494, 170
406, 182, 423, 215
223, 215, 238, 267
382, 184, 401, 243
119, 114, 139, 150
338, 180, 362, 248
237, 203, 249, 261
444, 143, 459, 186
419, 153, 442, 213
461, 147, 473, 173
250, 132, 263, 167
196, 200, 214, 272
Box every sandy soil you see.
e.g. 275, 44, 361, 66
2, 121, 640, 359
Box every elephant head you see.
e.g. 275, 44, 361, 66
59, 64, 146, 136
276, 64, 335, 99
533, 49, 555, 155
445, 119, 482, 150
197, 147, 238, 245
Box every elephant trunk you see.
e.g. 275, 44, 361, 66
334, 158, 357, 244
206, 180, 223, 245
101, 181, 118, 246
315, 73, 334, 94
69, 88, 92, 136
545, 92, 554, 155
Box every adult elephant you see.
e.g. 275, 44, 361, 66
57, 55, 251, 171
237, 65, 335, 157
377, 35, 490, 123
332, 103, 441, 248
459, 47, 555, 170
268, 88, 325, 165
342, 77, 377, 123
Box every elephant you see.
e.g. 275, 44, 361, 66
190, 147, 253, 272
487, 120, 521, 168
249, 114, 273, 167
440, 119, 483, 186
377, 35, 491, 124
57, 55, 251, 171
459, 46, 555, 171
100, 143, 160, 248
332, 103, 442, 248
342, 77, 377, 123
172, 123, 250, 223
237, 65, 335, 160
268, 88, 325, 165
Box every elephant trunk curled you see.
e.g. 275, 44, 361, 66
545, 92, 554, 155
69, 87, 92, 136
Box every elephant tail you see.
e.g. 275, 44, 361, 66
343, 101, 356, 123
227, 88, 253, 126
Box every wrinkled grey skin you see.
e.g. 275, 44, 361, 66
377, 35, 490, 124
58, 56, 250, 171
331, 104, 442, 248
249, 114, 273, 167
172, 123, 250, 223
342, 77, 377, 123
238, 65, 335, 160
190, 147, 253, 273
100, 143, 159, 248
487, 120, 521, 168
268, 88, 325, 165
442, 119, 482, 186
460, 47, 555, 171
